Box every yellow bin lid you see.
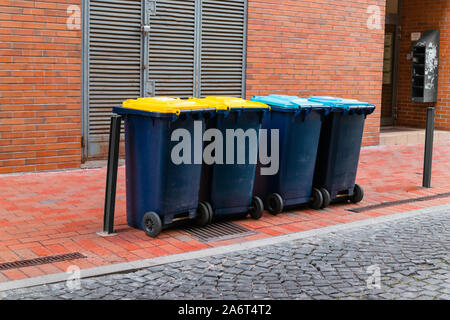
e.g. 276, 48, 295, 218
189, 97, 269, 111
123, 97, 214, 115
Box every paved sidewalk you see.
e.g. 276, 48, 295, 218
0, 142, 449, 283
1, 205, 449, 300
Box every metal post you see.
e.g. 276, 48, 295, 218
423, 107, 435, 188
102, 114, 122, 235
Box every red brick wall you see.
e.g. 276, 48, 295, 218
246, 0, 386, 146
0, 0, 82, 174
0, 0, 386, 174
396, 0, 450, 130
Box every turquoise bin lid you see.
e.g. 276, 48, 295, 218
268, 95, 326, 108
306, 96, 376, 115
251, 95, 298, 109
307, 96, 374, 108
251, 95, 326, 111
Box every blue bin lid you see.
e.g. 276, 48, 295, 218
307, 96, 374, 108
251, 95, 327, 112
251, 95, 297, 109
268, 95, 326, 108
306, 96, 376, 114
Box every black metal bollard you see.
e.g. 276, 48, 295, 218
103, 114, 122, 234
423, 107, 435, 188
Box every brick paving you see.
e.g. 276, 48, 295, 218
0, 142, 449, 283
1, 205, 448, 300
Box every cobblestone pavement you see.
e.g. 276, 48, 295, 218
1, 208, 449, 300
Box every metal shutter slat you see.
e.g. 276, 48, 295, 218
200, 0, 246, 97
88, 0, 141, 142
148, 0, 196, 98
85, 0, 247, 159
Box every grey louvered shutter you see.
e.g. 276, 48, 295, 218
200, 0, 247, 97
87, 0, 141, 158
84, 0, 248, 159
147, 0, 197, 98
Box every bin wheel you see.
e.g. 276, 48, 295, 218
320, 188, 331, 208
249, 196, 264, 220
350, 184, 364, 204
310, 188, 324, 210
203, 201, 214, 224
195, 202, 211, 227
142, 212, 162, 238
266, 193, 284, 215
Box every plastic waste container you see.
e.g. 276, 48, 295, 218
113, 97, 217, 237
250, 95, 330, 214
307, 96, 376, 206
190, 97, 269, 221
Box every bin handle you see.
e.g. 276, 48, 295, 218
206, 110, 216, 120
304, 108, 312, 118
259, 109, 268, 124
319, 112, 325, 122
336, 103, 351, 111
300, 109, 309, 122
293, 108, 311, 122
235, 109, 242, 123
222, 110, 230, 119
170, 113, 179, 122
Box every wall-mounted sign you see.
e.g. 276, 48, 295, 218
411, 30, 440, 103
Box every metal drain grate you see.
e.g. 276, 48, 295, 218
184, 222, 257, 243
0, 252, 87, 271
348, 192, 450, 213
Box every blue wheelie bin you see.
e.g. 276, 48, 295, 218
113, 97, 217, 237
191, 97, 270, 222
250, 95, 330, 215
307, 96, 376, 205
